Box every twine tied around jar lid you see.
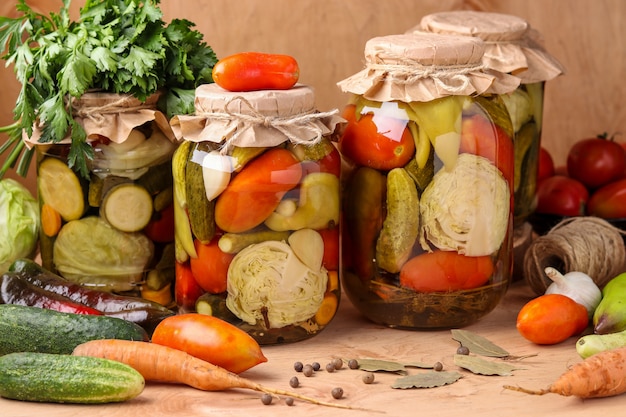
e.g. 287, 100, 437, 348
337, 33, 519, 103
70, 92, 159, 125
170, 83, 344, 149
23, 91, 175, 147
413, 11, 565, 83
523, 217, 626, 295
366, 55, 487, 95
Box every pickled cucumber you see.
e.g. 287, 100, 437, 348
172, 140, 197, 261
172, 140, 192, 209
185, 142, 216, 244
404, 146, 434, 195
513, 121, 538, 192
375, 168, 419, 273
345, 167, 385, 280
231, 146, 266, 171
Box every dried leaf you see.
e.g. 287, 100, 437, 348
357, 358, 407, 374
392, 371, 462, 389
451, 329, 509, 358
404, 361, 436, 369
453, 354, 521, 376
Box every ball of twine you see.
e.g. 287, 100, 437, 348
524, 216, 626, 295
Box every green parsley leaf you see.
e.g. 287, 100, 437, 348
0, 0, 217, 179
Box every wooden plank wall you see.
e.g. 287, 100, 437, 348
1, 0, 624, 194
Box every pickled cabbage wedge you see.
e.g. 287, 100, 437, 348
226, 240, 327, 329
53, 216, 154, 291
420, 153, 509, 256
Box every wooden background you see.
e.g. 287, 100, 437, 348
1, 0, 625, 195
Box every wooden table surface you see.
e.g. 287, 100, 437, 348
3, 280, 625, 417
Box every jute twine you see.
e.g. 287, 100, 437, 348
197, 95, 340, 150
367, 56, 486, 94
523, 217, 626, 295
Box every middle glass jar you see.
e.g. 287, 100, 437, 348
170, 83, 344, 344
338, 33, 517, 329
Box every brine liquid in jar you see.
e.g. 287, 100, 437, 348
340, 95, 514, 329
172, 83, 344, 344
337, 33, 517, 329
415, 11, 565, 226
35, 92, 178, 307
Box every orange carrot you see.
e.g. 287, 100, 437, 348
504, 346, 626, 398
72, 339, 374, 411
41, 203, 62, 237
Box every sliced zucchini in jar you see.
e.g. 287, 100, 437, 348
38, 157, 85, 221
100, 183, 153, 232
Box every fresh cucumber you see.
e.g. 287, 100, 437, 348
0, 352, 144, 403
576, 329, 626, 359
0, 304, 149, 355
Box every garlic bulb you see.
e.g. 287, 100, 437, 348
544, 267, 602, 317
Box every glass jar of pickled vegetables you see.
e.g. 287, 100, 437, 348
337, 33, 518, 329
33, 92, 178, 306
414, 11, 565, 226
170, 83, 344, 344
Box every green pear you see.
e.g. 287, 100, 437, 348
593, 273, 626, 334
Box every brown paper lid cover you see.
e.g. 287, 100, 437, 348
414, 11, 565, 82
337, 32, 519, 102
170, 83, 343, 147
24, 91, 175, 148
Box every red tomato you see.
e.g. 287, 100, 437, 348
175, 262, 205, 311
143, 203, 175, 243
339, 104, 415, 170
399, 251, 494, 292
318, 227, 339, 271
189, 238, 235, 294
537, 147, 555, 182
460, 114, 514, 189
535, 175, 589, 217
318, 144, 341, 177
566, 135, 626, 189
212, 52, 299, 92
587, 178, 626, 219
516, 293, 589, 345
554, 165, 568, 176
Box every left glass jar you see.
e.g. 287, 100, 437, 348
170, 83, 344, 345
32, 92, 178, 306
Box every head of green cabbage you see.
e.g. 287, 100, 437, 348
0, 179, 39, 272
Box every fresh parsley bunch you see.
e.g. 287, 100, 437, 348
0, 0, 217, 178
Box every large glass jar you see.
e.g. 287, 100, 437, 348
415, 11, 565, 227
34, 92, 178, 307
170, 83, 344, 344
337, 33, 517, 329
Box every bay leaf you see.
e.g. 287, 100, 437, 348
404, 361, 436, 369
451, 329, 510, 358
391, 371, 462, 389
356, 358, 407, 373
453, 354, 521, 376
